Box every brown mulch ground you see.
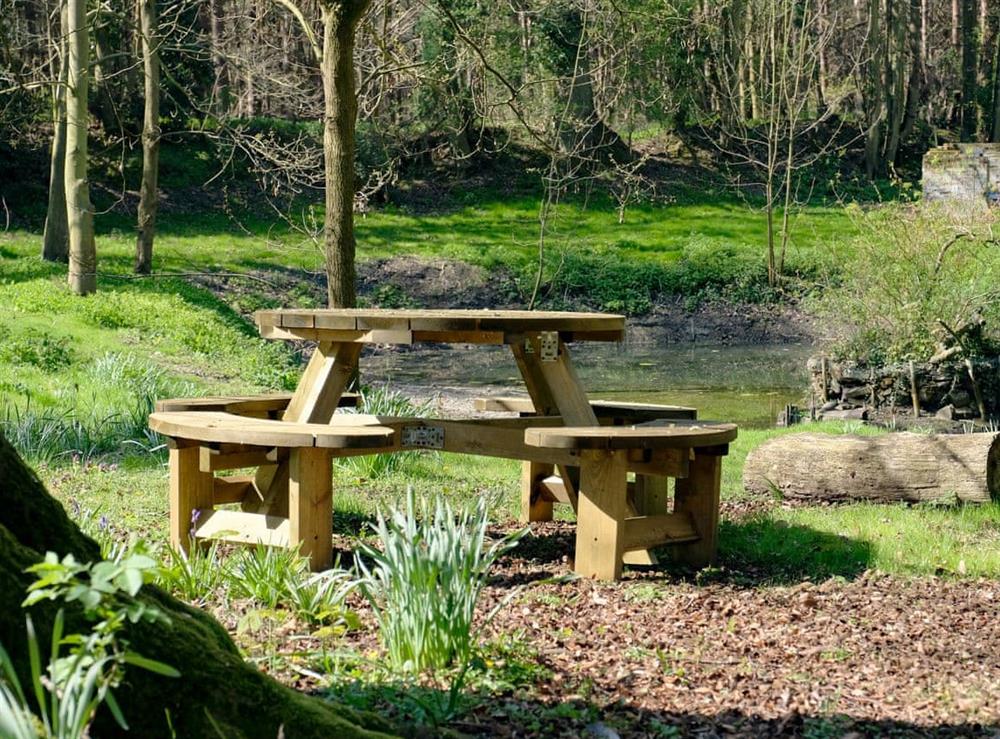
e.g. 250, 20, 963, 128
224, 519, 1000, 738
467, 522, 1000, 738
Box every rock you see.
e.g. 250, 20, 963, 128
820, 400, 839, 411
936, 404, 956, 420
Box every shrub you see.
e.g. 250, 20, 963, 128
815, 202, 1000, 363
356, 490, 525, 673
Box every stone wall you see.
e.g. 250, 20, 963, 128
923, 143, 1000, 203
806, 356, 1000, 421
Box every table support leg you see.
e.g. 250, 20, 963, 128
249, 342, 360, 517
672, 452, 722, 569
574, 449, 627, 581
288, 447, 333, 571
169, 444, 213, 553
520, 460, 554, 522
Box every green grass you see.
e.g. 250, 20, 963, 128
2, 188, 851, 306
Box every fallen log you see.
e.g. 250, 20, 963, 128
743, 432, 1000, 504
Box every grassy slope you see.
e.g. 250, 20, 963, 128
3, 188, 850, 282
2, 195, 998, 580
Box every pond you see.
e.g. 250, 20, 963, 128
362, 341, 812, 429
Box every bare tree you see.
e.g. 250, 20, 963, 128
703, 0, 849, 286
42, 0, 68, 263
269, 0, 372, 308
135, 0, 160, 274
65, 0, 96, 295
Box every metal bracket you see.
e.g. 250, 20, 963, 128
539, 331, 559, 362
401, 425, 445, 449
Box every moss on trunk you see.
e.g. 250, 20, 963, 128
0, 433, 396, 739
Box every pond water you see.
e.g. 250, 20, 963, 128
362, 341, 813, 429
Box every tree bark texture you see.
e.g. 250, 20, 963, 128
134, 0, 160, 275
65, 0, 97, 295
42, 2, 68, 264
0, 433, 396, 739
961, 0, 978, 140
320, 0, 370, 309
743, 432, 1000, 504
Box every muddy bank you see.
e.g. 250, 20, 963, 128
195, 256, 820, 347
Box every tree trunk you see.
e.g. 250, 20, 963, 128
320, 1, 370, 309
0, 433, 396, 739
743, 432, 1000, 504
135, 0, 160, 275
42, 1, 68, 264
208, 0, 231, 113
961, 0, 978, 140
65, 0, 97, 295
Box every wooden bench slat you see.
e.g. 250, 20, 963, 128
524, 421, 738, 451
149, 411, 394, 449
622, 513, 699, 552
475, 396, 697, 420
193, 509, 290, 548
155, 393, 359, 414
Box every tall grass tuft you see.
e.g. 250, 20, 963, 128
357, 490, 525, 673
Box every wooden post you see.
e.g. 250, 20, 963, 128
820, 356, 829, 403
169, 444, 214, 552
909, 360, 921, 417
574, 449, 627, 581
288, 447, 333, 571
672, 451, 723, 569
520, 460, 554, 522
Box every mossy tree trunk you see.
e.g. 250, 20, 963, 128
0, 433, 396, 739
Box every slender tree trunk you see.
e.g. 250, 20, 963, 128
135, 0, 160, 274
899, 0, 924, 144
864, 0, 887, 178
320, 1, 370, 308
42, 2, 68, 264
961, 0, 978, 140
208, 0, 231, 113
991, 16, 1000, 140
65, 0, 97, 295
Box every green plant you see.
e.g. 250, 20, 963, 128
816, 202, 1000, 363
356, 489, 526, 674
284, 568, 356, 627
229, 544, 308, 609
2, 552, 180, 738
227, 544, 355, 626
157, 542, 229, 602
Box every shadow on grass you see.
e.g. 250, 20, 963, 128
715, 514, 872, 584
324, 677, 993, 738
490, 516, 872, 587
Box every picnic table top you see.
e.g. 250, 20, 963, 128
255, 308, 626, 344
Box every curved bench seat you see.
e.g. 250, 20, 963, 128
525, 420, 738, 451
149, 411, 394, 449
